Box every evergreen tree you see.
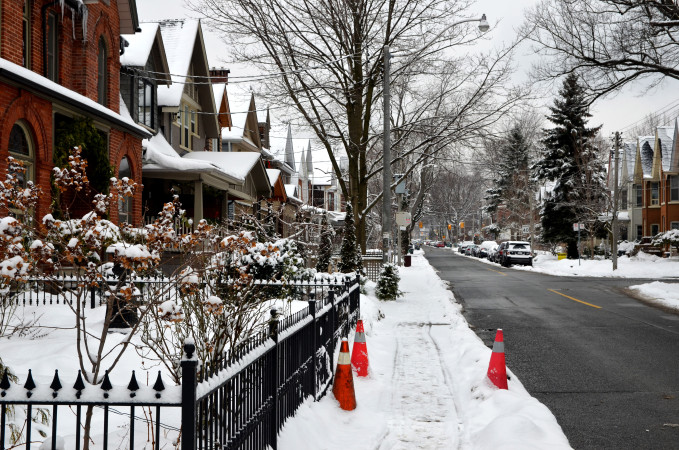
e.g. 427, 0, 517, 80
532, 74, 605, 258
339, 203, 360, 273
484, 126, 532, 237
315, 214, 334, 272
375, 263, 402, 301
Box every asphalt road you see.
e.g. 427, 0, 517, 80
424, 247, 679, 450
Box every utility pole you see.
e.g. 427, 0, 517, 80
382, 45, 392, 263
612, 132, 621, 270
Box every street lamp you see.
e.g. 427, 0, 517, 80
382, 14, 490, 263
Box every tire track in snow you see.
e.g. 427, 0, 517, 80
375, 322, 461, 450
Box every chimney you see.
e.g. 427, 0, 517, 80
209, 68, 230, 84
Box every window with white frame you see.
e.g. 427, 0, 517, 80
138, 79, 155, 129
651, 182, 659, 205
670, 175, 679, 202
9, 122, 34, 188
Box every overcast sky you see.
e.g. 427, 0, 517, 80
137, 0, 679, 143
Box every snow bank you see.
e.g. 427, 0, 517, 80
278, 252, 571, 449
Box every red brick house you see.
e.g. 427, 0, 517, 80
0, 0, 150, 224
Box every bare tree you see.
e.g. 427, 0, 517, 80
524, 0, 679, 104
193, 0, 525, 251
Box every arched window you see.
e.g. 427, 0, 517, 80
8, 122, 34, 188
97, 38, 108, 106
118, 156, 132, 224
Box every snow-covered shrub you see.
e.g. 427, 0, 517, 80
652, 229, 679, 254
375, 263, 403, 301
139, 230, 309, 381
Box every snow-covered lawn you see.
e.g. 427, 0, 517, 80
278, 252, 571, 449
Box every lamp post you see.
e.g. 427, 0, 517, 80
382, 14, 490, 263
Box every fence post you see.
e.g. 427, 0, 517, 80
328, 289, 335, 371
269, 308, 280, 450
308, 294, 317, 400
181, 340, 198, 450
355, 270, 361, 321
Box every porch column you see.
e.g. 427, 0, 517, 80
194, 180, 204, 224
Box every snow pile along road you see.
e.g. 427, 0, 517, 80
278, 252, 571, 449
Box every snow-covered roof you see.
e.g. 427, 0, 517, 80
284, 184, 303, 204
266, 169, 281, 187
120, 23, 159, 67
156, 20, 199, 107
657, 125, 674, 172
221, 96, 252, 142
0, 58, 149, 138
639, 136, 654, 178
213, 83, 226, 111
313, 167, 334, 186
183, 152, 262, 183
142, 133, 217, 172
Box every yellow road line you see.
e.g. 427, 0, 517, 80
486, 268, 507, 276
548, 289, 601, 309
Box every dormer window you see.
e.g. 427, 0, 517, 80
97, 38, 108, 106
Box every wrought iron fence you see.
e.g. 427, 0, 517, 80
0, 274, 360, 450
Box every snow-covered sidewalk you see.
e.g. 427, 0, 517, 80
278, 252, 571, 449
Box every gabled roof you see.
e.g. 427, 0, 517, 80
622, 142, 636, 183
266, 169, 288, 201
221, 93, 262, 150
284, 125, 296, 172
212, 83, 232, 129
120, 23, 171, 85
671, 120, 679, 173
653, 126, 674, 178
156, 19, 218, 138
639, 136, 655, 180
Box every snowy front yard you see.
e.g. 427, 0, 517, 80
278, 252, 571, 449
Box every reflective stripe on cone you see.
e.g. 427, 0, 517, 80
487, 328, 508, 390
351, 320, 369, 377
332, 338, 357, 410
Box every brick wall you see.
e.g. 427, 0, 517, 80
0, 0, 144, 225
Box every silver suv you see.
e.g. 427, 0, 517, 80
498, 241, 532, 267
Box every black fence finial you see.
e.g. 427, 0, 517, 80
24, 369, 36, 397
101, 370, 112, 398
50, 370, 62, 398
128, 370, 140, 397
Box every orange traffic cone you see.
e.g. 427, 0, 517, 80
487, 329, 508, 390
351, 320, 369, 377
332, 338, 357, 410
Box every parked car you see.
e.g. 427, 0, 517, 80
478, 241, 498, 259
458, 241, 474, 254
465, 245, 478, 256
435, 241, 445, 248
498, 241, 532, 266
488, 245, 499, 262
